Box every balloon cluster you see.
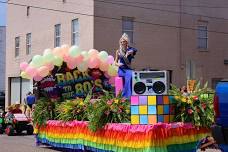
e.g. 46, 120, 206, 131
20, 45, 118, 82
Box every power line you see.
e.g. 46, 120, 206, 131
100, 0, 228, 9
94, 0, 228, 21
1, 1, 228, 35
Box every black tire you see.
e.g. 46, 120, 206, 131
0, 124, 4, 134
27, 125, 34, 135
5, 125, 14, 136
16, 128, 22, 135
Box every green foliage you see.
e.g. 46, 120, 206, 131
169, 81, 215, 128
56, 98, 89, 121
33, 90, 130, 132
87, 90, 130, 132
32, 97, 58, 126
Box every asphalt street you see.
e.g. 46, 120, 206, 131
0, 134, 59, 152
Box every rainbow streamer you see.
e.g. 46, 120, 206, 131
36, 121, 210, 152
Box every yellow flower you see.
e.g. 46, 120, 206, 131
181, 97, 186, 102
114, 99, 119, 104
174, 96, 179, 100
126, 109, 130, 114
79, 101, 84, 106
110, 105, 115, 110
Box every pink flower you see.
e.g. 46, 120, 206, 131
188, 109, 193, 115
121, 98, 126, 103
117, 108, 122, 114
107, 100, 113, 105
202, 103, 207, 109
104, 110, 110, 115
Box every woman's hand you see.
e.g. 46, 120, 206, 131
126, 50, 134, 57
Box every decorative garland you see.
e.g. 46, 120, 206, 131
36, 121, 211, 152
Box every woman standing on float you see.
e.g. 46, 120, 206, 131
114, 33, 138, 98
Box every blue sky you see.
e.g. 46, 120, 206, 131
0, 3, 6, 26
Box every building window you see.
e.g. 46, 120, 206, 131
54, 24, 61, 47
186, 59, 196, 80
26, 33, 31, 55
197, 26, 208, 49
27, 6, 30, 17
71, 19, 79, 46
122, 16, 134, 44
15, 37, 20, 57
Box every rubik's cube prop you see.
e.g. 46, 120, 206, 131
131, 95, 175, 124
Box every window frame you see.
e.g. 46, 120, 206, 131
26, 33, 31, 55
122, 16, 134, 44
71, 19, 79, 46
197, 25, 208, 50
15, 37, 20, 57
54, 24, 61, 47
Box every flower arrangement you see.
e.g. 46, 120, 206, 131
87, 91, 130, 132
32, 90, 130, 132
32, 97, 58, 126
169, 82, 215, 127
56, 93, 92, 121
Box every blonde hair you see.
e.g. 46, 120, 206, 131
119, 33, 130, 44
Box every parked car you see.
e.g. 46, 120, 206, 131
4, 113, 33, 136
212, 79, 228, 150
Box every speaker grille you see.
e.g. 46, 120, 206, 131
152, 81, 166, 94
133, 82, 146, 95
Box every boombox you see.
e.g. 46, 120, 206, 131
132, 70, 169, 95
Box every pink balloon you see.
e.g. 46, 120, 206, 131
88, 57, 100, 69
107, 55, 114, 64
33, 74, 43, 81
53, 47, 63, 58
67, 62, 76, 69
20, 62, 28, 71
99, 62, 109, 71
46, 63, 54, 71
25, 66, 37, 77
88, 49, 99, 58
63, 54, 71, 63
61, 44, 70, 57
75, 55, 84, 65
38, 66, 49, 77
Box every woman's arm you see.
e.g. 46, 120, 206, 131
114, 50, 119, 66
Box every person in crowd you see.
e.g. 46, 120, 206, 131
10, 102, 22, 114
26, 91, 36, 109
114, 33, 138, 98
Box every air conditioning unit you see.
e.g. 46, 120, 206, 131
132, 70, 169, 95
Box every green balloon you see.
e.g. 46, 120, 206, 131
69, 46, 81, 57
53, 56, 63, 66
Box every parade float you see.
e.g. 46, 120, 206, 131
19, 45, 214, 152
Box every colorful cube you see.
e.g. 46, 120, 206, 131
164, 105, 169, 114
131, 96, 139, 105
148, 96, 156, 105
131, 106, 139, 114
131, 95, 174, 124
163, 96, 170, 104
131, 115, 139, 124
158, 115, 164, 122
157, 105, 163, 114
140, 115, 148, 124
139, 96, 147, 105
148, 115, 157, 124
139, 106, 148, 114
164, 115, 170, 123
148, 105, 156, 114
157, 96, 163, 104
